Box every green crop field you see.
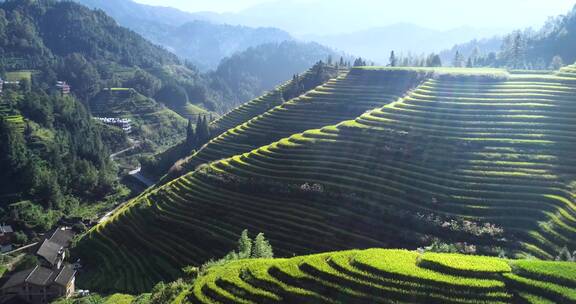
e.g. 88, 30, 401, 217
179, 249, 575, 303
208, 64, 341, 137
0, 101, 25, 131
176, 67, 425, 179
4, 70, 34, 82
75, 66, 576, 294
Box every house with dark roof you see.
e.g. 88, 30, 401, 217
0, 265, 75, 304
0, 228, 76, 304
0, 225, 14, 246
36, 227, 73, 270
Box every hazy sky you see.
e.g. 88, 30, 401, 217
134, 0, 576, 34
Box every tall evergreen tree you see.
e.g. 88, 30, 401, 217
252, 233, 274, 258
186, 118, 196, 148
453, 51, 464, 67
195, 115, 211, 144
237, 229, 252, 259
389, 51, 397, 67
0, 118, 28, 174
426, 54, 442, 67
511, 32, 525, 69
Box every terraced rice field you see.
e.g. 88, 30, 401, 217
209, 64, 341, 137
178, 68, 425, 177
76, 67, 576, 293
89, 88, 187, 146
0, 102, 25, 130
4, 70, 33, 82
184, 249, 576, 304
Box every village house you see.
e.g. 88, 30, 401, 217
0, 225, 14, 246
0, 225, 15, 254
94, 117, 132, 133
0, 228, 76, 304
55, 81, 70, 95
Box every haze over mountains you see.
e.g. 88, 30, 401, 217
80, 0, 512, 67
305, 24, 505, 65
131, 0, 576, 65
77, 0, 295, 70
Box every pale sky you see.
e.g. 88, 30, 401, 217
134, 0, 576, 34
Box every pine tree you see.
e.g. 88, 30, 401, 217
511, 32, 524, 69
389, 51, 397, 67
339, 57, 344, 66
353, 57, 366, 67
237, 229, 252, 259
195, 115, 210, 144
427, 54, 442, 67
186, 118, 196, 148
252, 233, 274, 258
453, 51, 464, 67
466, 57, 473, 68
470, 46, 480, 66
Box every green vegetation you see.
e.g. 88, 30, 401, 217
89, 88, 187, 149
60, 249, 576, 303
0, 90, 127, 230
4, 70, 33, 82
74, 67, 576, 293
144, 62, 340, 180
167, 66, 422, 182
52, 293, 150, 304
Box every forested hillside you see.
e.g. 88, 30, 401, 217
76, 0, 294, 71
0, 89, 123, 231
74, 0, 341, 110
210, 41, 339, 107
442, 4, 576, 70
0, 0, 197, 231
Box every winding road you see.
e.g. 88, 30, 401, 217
98, 138, 156, 224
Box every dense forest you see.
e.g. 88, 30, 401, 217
0, 89, 122, 231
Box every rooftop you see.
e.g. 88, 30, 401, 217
36, 228, 74, 266
0, 225, 13, 234
1, 265, 75, 290
36, 239, 62, 266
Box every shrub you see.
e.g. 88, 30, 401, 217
13, 231, 28, 245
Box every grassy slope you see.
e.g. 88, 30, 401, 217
75, 67, 576, 293
184, 249, 576, 304
89, 89, 187, 148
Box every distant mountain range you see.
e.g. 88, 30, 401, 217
305, 24, 506, 64
77, 0, 507, 68
77, 0, 294, 70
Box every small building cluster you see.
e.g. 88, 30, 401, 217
94, 117, 132, 133
55, 81, 70, 95
0, 225, 14, 253
0, 227, 76, 304
0, 78, 21, 94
